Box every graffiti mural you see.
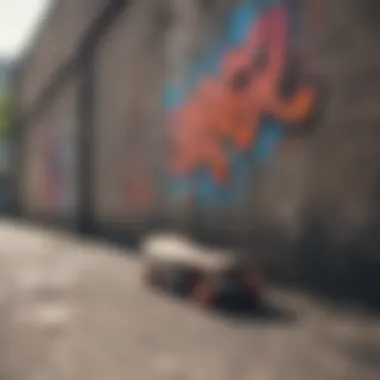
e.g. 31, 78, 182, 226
165, 1, 316, 206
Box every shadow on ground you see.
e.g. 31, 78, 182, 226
212, 296, 298, 324
151, 284, 297, 325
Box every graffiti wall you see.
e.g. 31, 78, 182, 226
38, 118, 78, 217
165, 1, 316, 209
22, 79, 79, 220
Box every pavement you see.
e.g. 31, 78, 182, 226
0, 219, 379, 380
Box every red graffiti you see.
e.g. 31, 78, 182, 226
170, 6, 316, 184
124, 158, 153, 212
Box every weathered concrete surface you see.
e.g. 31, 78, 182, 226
0, 219, 379, 380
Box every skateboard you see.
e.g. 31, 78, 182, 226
141, 233, 264, 308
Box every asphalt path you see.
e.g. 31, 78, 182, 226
0, 219, 379, 380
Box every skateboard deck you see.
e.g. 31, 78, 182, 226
141, 233, 264, 308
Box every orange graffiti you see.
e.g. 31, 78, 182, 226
170, 6, 316, 184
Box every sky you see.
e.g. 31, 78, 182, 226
0, 0, 52, 59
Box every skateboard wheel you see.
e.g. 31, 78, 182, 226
191, 279, 215, 308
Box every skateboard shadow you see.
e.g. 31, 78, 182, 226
150, 281, 297, 325
212, 296, 298, 325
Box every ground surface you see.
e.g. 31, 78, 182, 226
0, 219, 379, 380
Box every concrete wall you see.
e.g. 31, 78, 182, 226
15, 0, 380, 304
17, 0, 108, 116
93, 0, 167, 229
90, 0, 319, 238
